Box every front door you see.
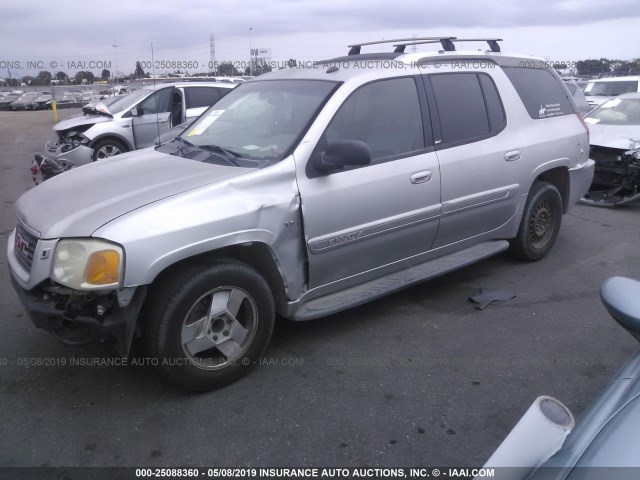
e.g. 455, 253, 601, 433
132, 87, 173, 149
296, 77, 442, 289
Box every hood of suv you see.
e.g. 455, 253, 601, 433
53, 114, 113, 132
16, 148, 250, 239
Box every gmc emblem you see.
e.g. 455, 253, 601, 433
15, 232, 29, 258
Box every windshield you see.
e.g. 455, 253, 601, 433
584, 81, 638, 97
585, 98, 640, 125
105, 88, 150, 114
180, 79, 339, 162
18, 93, 38, 100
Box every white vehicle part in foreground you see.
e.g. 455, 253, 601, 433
480, 396, 574, 477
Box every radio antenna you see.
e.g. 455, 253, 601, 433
151, 43, 162, 146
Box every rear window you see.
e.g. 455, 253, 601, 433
584, 80, 638, 97
503, 67, 575, 119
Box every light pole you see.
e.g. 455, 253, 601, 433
113, 44, 118, 84
249, 28, 253, 76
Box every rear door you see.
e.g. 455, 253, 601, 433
296, 76, 441, 288
422, 69, 520, 248
132, 87, 173, 148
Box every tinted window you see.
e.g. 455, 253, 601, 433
322, 77, 425, 162
185, 87, 221, 109
430, 73, 490, 144
565, 83, 577, 95
478, 74, 506, 132
503, 67, 575, 119
139, 88, 172, 115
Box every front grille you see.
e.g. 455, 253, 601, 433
14, 223, 38, 272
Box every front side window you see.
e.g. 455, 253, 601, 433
139, 88, 172, 115
321, 77, 425, 162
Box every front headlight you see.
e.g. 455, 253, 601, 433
52, 239, 124, 290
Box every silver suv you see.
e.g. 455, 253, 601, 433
33, 82, 235, 179
8, 37, 594, 391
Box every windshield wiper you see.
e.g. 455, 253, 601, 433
171, 136, 197, 156
198, 144, 242, 166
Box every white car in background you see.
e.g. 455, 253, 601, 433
584, 75, 640, 110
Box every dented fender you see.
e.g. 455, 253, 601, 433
92, 157, 307, 301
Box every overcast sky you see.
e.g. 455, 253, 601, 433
1, 0, 639, 77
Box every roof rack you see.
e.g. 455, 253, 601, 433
393, 37, 503, 53
346, 36, 456, 56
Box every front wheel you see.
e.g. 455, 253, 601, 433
143, 261, 275, 391
510, 181, 563, 261
91, 138, 127, 161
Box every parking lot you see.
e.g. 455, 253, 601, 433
1, 109, 639, 467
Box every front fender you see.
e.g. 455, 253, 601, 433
92, 158, 306, 301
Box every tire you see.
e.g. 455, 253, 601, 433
91, 138, 127, 161
143, 261, 275, 391
510, 181, 563, 261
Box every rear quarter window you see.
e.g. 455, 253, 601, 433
503, 67, 575, 119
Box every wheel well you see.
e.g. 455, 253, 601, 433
536, 167, 570, 214
150, 244, 289, 312
89, 135, 132, 152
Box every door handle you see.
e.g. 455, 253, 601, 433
505, 150, 521, 162
410, 170, 432, 184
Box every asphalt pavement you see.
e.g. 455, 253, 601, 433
1, 109, 639, 468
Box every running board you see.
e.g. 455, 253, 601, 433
291, 240, 510, 321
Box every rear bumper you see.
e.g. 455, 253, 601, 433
567, 159, 595, 209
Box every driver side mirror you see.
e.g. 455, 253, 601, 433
130, 106, 140, 117
314, 139, 372, 173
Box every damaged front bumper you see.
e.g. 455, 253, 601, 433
7, 229, 146, 355
580, 147, 640, 207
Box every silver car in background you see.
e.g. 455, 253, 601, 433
33, 81, 236, 181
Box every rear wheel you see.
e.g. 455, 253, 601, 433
510, 181, 563, 261
143, 261, 275, 391
92, 138, 127, 161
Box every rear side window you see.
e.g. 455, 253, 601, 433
503, 67, 575, 119
428, 73, 505, 145
185, 87, 221, 109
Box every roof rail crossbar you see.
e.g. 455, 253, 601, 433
453, 38, 503, 52
392, 39, 451, 53
347, 37, 456, 55
393, 37, 503, 53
